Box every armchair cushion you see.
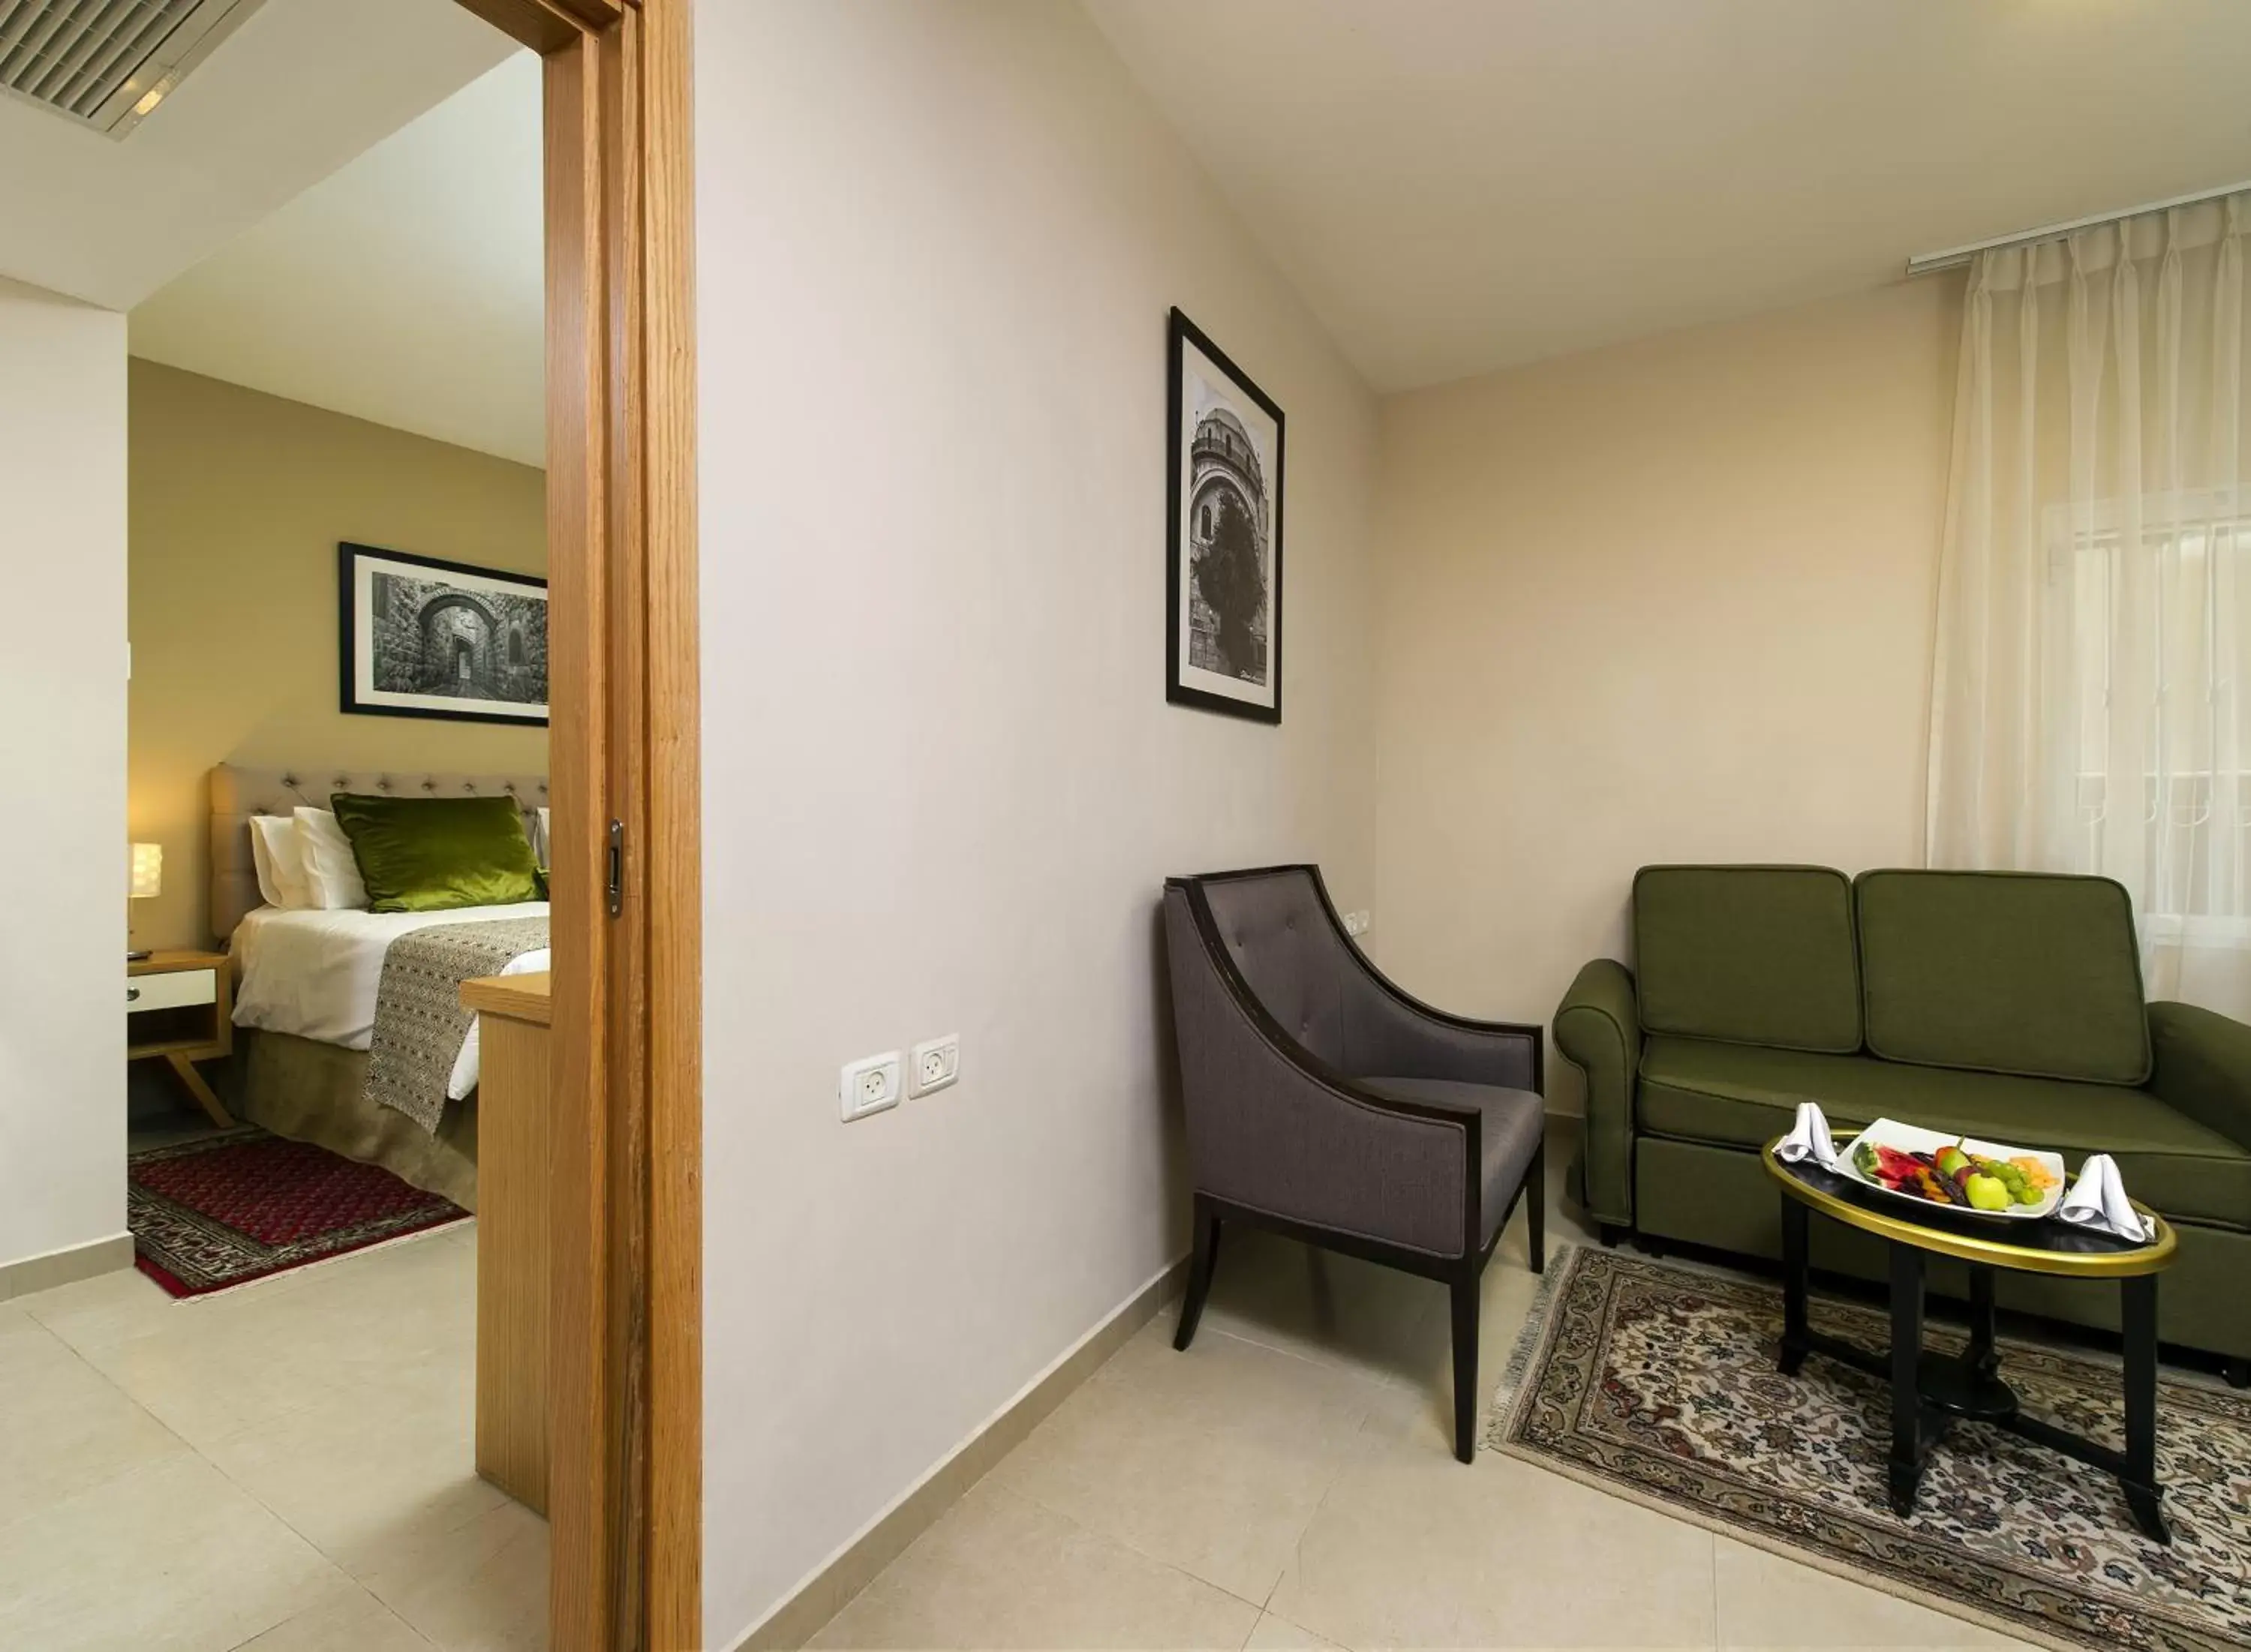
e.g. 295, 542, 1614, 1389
1637, 1035, 2251, 1230
1362, 1077, 1545, 1246
1633, 866, 1862, 1053
1855, 869, 2150, 1084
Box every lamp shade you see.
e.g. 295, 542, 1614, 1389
129, 842, 162, 900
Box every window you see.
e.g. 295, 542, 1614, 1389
2054, 490, 2251, 921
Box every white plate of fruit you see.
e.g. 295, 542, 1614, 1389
1837, 1118, 2066, 1221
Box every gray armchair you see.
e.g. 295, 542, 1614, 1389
1162, 865, 1546, 1461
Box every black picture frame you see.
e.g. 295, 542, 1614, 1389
338, 542, 550, 727
1167, 307, 1285, 724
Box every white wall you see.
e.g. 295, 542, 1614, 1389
0, 277, 128, 1276
695, 2, 1380, 1638
1367, 279, 1963, 1108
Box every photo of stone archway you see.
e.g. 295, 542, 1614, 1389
339, 542, 548, 725
1167, 308, 1285, 725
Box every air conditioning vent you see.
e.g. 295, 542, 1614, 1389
0, 0, 265, 138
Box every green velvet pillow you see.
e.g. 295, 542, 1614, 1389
329, 793, 542, 914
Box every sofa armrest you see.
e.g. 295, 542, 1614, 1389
2147, 1000, 2251, 1152
1555, 959, 1639, 1227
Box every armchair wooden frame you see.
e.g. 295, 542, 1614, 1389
1166, 866, 1544, 1462
432, 1, 701, 1647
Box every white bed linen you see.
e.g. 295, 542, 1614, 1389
231, 903, 551, 1099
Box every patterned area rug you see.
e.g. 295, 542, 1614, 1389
129, 1128, 468, 1298
1489, 1245, 2251, 1652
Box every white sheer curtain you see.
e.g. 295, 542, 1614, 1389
1927, 191, 2251, 1015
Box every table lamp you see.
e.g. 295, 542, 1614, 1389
128, 842, 161, 962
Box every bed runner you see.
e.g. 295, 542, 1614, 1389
365, 915, 551, 1131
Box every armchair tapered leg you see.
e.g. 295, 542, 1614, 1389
1450, 1271, 1480, 1463
1174, 1197, 1221, 1352
1526, 1143, 1545, 1275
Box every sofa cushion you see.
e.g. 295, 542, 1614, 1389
1636, 1035, 2249, 1230
1855, 869, 2150, 1085
1633, 866, 1861, 1053
1360, 1077, 1546, 1248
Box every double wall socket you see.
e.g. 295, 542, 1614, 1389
1342, 909, 1372, 937
840, 1051, 902, 1122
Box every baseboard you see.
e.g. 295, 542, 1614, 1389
0, 1231, 134, 1302
729, 1253, 1191, 1652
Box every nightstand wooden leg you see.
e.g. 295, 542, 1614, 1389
164, 1053, 236, 1128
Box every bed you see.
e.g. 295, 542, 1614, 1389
210, 764, 551, 1210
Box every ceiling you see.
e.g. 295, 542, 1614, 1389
130, 50, 543, 466
0, 0, 513, 313
1085, 0, 2251, 392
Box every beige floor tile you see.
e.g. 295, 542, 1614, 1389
0, 1451, 350, 1652
1267, 1422, 1718, 1650
19, 1257, 211, 1352
232, 1580, 434, 1650
1244, 1611, 1346, 1650
196, 1354, 503, 1578
992, 1318, 1382, 1602
810, 1481, 1263, 1650
1712, 1537, 2031, 1650
0, 1302, 189, 1524
356, 1494, 550, 1651
1195, 1224, 1438, 1389
59, 1231, 476, 1451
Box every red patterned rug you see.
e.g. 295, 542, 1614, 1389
128, 1128, 468, 1298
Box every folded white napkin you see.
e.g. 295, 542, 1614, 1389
1773, 1101, 1844, 1172
2057, 1153, 2156, 1242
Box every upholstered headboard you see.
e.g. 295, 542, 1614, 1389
209, 764, 550, 942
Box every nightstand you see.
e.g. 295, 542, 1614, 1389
128, 950, 236, 1128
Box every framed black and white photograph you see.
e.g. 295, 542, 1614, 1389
338, 542, 549, 726
1168, 307, 1285, 723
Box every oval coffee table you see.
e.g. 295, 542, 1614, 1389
1760, 1135, 2177, 1544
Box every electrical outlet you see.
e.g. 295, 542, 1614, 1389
840, 1052, 903, 1121
908, 1033, 960, 1098
1342, 909, 1372, 938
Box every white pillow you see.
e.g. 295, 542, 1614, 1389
293, 807, 370, 910
248, 814, 313, 908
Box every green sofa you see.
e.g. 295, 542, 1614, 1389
1555, 864, 2251, 1379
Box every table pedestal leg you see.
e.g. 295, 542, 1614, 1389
1889, 1241, 1925, 1519
2121, 1273, 2169, 1545
1778, 1194, 1809, 1376
1965, 1265, 1998, 1380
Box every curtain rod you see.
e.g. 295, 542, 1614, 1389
1905, 178, 2250, 277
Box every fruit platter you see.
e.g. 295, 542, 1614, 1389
1836, 1118, 2066, 1222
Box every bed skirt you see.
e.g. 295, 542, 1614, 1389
240, 1029, 480, 1212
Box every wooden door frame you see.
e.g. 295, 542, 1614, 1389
446, 2, 700, 1647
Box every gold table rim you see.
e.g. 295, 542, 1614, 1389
1760, 1134, 2177, 1278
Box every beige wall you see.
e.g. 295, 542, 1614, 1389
1368, 278, 1964, 1110
0, 277, 128, 1277
128, 360, 546, 950
694, 2, 1379, 1638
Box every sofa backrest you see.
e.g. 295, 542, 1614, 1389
1633, 866, 1862, 1053
1854, 870, 2150, 1085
